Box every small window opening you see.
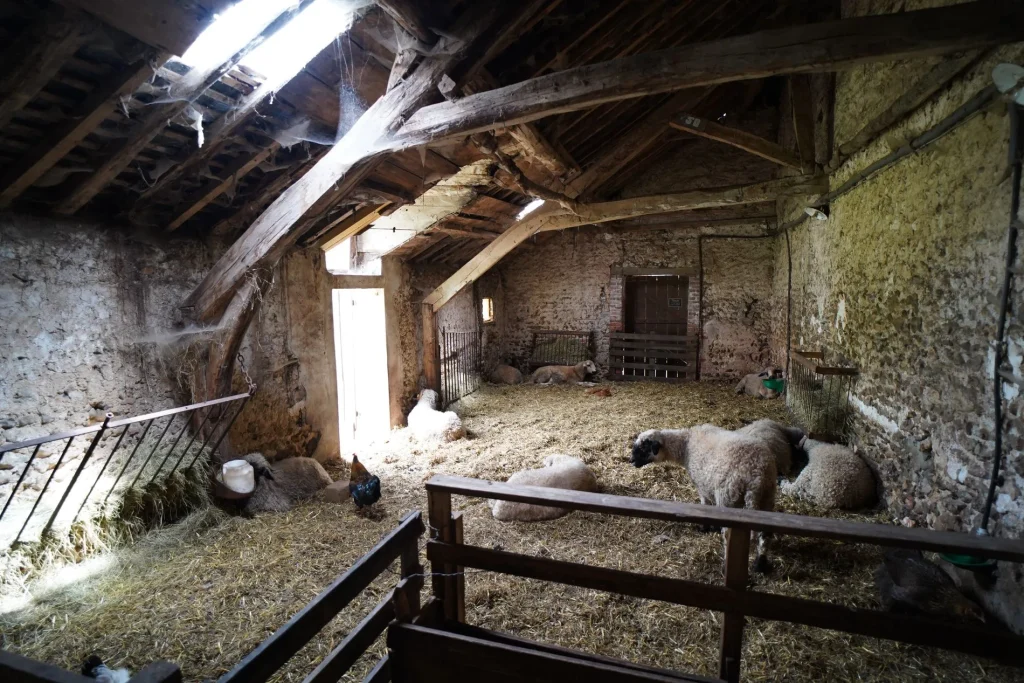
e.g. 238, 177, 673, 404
481, 297, 495, 324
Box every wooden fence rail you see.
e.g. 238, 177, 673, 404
609, 332, 697, 382
424, 475, 1024, 682
0, 651, 181, 683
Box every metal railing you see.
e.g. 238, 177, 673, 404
439, 328, 481, 408
788, 349, 859, 443
0, 392, 250, 549
528, 329, 592, 369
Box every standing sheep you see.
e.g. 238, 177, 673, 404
240, 453, 333, 514
491, 454, 599, 522
529, 360, 598, 385
631, 425, 777, 572
779, 437, 877, 510
735, 367, 783, 398
735, 419, 805, 476
407, 388, 465, 442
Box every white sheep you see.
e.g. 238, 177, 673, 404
489, 364, 523, 384
407, 389, 465, 442
491, 454, 598, 522
735, 419, 805, 476
529, 360, 598, 385
735, 367, 783, 398
631, 425, 777, 572
780, 437, 877, 510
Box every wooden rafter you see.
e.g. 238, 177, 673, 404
60, 0, 235, 55
789, 75, 816, 170
319, 203, 391, 251
55, 4, 307, 215
423, 175, 828, 310
394, 1, 1024, 146
669, 112, 803, 170
187, 2, 549, 321
0, 53, 166, 208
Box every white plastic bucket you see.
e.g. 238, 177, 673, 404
222, 459, 255, 494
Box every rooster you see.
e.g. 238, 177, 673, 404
348, 455, 381, 508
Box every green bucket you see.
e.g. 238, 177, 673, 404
940, 553, 997, 571
762, 378, 785, 393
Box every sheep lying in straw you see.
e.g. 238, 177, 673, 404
407, 388, 465, 442
488, 364, 523, 384
735, 367, 783, 398
780, 437, 877, 510
241, 453, 333, 514
529, 360, 598, 385
735, 419, 805, 476
631, 425, 776, 572
491, 454, 598, 522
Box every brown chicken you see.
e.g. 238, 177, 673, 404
875, 549, 984, 621
586, 386, 612, 397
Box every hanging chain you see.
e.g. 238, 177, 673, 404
237, 352, 257, 395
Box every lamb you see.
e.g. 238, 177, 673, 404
407, 388, 465, 442
491, 454, 598, 522
241, 453, 333, 514
735, 419, 805, 476
631, 425, 777, 572
529, 360, 598, 385
735, 367, 783, 398
779, 437, 877, 510
488, 363, 523, 384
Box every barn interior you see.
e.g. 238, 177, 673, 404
1, 0, 1024, 682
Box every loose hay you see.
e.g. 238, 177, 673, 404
1, 383, 1019, 683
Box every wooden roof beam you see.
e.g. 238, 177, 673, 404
0, 53, 166, 208
186, 2, 548, 321
0, 5, 94, 132
669, 112, 803, 170
54, 4, 307, 215
423, 175, 827, 310
394, 1, 1024, 147
319, 203, 391, 251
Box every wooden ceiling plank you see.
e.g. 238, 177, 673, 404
0, 53, 166, 208
669, 112, 803, 169
319, 203, 391, 251
395, 1, 1024, 147
0, 6, 94, 132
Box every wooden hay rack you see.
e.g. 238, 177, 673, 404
789, 349, 859, 442
527, 330, 593, 369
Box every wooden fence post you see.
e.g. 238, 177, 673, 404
719, 527, 750, 683
400, 536, 423, 617
452, 512, 466, 623
427, 489, 454, 619
422, 304, 440, 391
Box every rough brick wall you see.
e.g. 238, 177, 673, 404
769, 0, 1024, 627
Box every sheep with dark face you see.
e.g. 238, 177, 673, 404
735, 367, 783, 398
529, 360, 598, 385
241, 453, 333, 515
631, 425, 777, 573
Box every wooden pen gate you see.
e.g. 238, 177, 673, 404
609, 332, 698, 382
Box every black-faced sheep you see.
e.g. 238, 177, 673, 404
631, 425, 777, 572
529, 360, 598, 385
735, 367, 783, 398
735, 419, 805, 476
491, 454, 598, 522
241, 453, 333, 514
407, 389, 465, 442
779, 437, 876, 510
489, 364, 523, 384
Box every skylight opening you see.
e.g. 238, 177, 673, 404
241, 0, 357, 86
177, 0, 298, 72
517, 198, 546, 220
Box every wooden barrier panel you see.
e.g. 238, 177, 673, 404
609, 332, 697, 382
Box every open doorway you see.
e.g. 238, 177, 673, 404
333, 288, 390, 454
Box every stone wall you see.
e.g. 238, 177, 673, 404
770, 2, 1024, 551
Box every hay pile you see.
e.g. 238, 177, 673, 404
1, 383, 1017, 683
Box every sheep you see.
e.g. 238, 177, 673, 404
241, 453, 333, 514
529, 360, 598, 385
779, 437, 876, 510
488, 363, 523, 384
407, 388, 465, 442
735, 366, 783, 398
735, 419, 805, 476
491, 454, 598, 522
631, 425, 777, 572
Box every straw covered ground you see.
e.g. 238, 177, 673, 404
1, 382, 1019, 682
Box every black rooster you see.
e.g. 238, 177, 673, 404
348, 455, 381, 508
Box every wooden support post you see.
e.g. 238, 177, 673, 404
451, 512, 466, 623
426, 489, 453, 619
422, 303, 440, 391
789, 75, 816, 172
400, 538, 423, 617
719, 528, 750, 683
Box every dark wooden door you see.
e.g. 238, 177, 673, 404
624, 275, 688, 334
